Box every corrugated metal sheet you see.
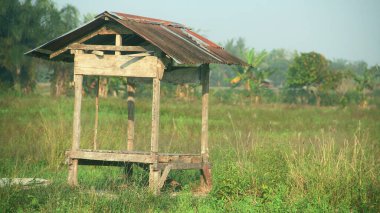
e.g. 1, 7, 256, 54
26, 11, 246, 65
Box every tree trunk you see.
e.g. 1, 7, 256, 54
99, 77, 108, 98
51, 68, 70, 97
316, 95, 321, 107
244, 81, 251, 91
255, 95, 260, 104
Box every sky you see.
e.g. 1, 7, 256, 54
54, 0, 380, 66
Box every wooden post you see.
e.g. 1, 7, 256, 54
68, 74, 83, 186
93, 76, 100, 150
200, 64, 212, 190
115, 34, 122, 55
127, 80, 135, 151
201, 64, 210, 161
149, 77, 161, 194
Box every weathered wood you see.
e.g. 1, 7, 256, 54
69, 43, 147, 52
127, 80, 135, 151
149, 165, 161, 194
157, 163, 204, 170
158, 165, 172, 189
51, 27, 108, 59
150, 78, 160, 157
162, 66, 200, 84
201, 64, 210, 161
200, 164, 212, 190
50, 24, 134, 59
72, 74, 83, 149
93, 76, 100, 150
158, 155, 202, 164
91, 50, 104, 56
74, 54, 163, 77
68, 73, 83, 186
115, 34, 122, 56
68, 150, 153, 163
149, 77, 161, 194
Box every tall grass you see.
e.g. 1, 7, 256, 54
0, 94, 379, 212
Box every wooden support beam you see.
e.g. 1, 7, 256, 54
149, 165, 161, 194
201, 64, 210, 161
68, 73, 83, 186
149, 77, 161, 194
50, 27, 109, 59
93, 77, 100, 150
115, 34, 122, 56
200, 164, 212, 191
50, 24, 133, 59
68, 43, 147, 52
158, 165, 172, 189
150, 78, 160, 156
127, 80, 135, 151
157, 163, 204, 170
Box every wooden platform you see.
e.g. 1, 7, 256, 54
66, 149, 207, 170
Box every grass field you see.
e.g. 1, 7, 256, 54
0, 93, 379, 212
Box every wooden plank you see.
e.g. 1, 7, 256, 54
51, 26, 108, 59
74, 54, 162, 77
68, 73, 83, 186
50, 23, 134, 59
127, 80, 135, 151
68, 150, 153, 163
162, 66, 200, 84
69, 43, 147, 52
157, 155, 202, 164
201, 64, 210, 161
158, 165, 172, 189
157, 163, 203, 170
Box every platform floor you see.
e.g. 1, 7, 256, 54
66, 149, 206, 170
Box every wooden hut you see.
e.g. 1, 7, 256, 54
26, 11, 246, 194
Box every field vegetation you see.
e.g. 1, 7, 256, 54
1, 1, 380, 212
0, 92, 379, 212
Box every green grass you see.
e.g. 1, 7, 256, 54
0, 93, 379, 212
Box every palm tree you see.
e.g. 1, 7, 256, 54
230, 48, 270, 103
352, 65, 380, 108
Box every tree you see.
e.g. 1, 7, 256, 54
210, 38, 246, 87
286, 52, 333, 106
352, 65, 380, 108
261, 49, 296, 87
0, 0, 80, 94
230, 48, 270, 104
49, 5, 80, 96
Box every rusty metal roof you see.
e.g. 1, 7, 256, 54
26, 11, 246, 65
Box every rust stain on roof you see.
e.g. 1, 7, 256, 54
26, 11, 246, 66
